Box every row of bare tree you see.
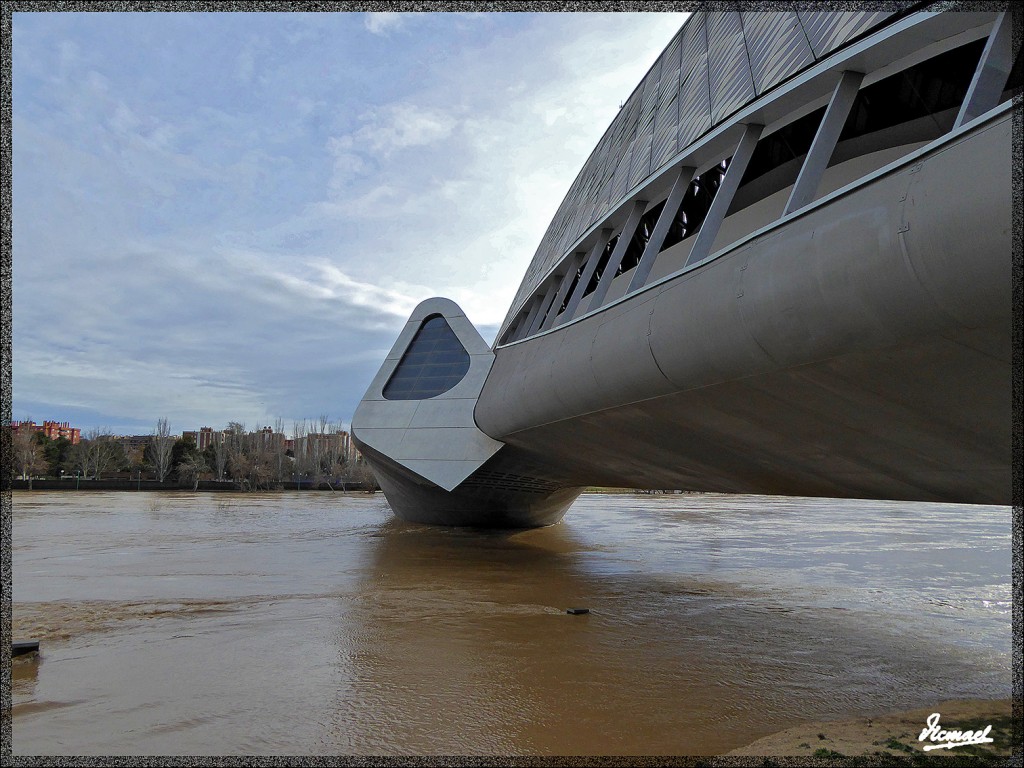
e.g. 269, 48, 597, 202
203, 417, 369, 491
10, 416, 375, 492
11, 426, 136, 486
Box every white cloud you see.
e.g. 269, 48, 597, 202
312, 261, 426, 319
12, 11, 693, 434
364, 12, 407, 36
352, 102, 459, 157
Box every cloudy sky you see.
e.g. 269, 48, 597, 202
11, 10, 690, 437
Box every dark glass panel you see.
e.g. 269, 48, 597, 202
558, 266, 583, 315
728, 105, 826, 214
659, 160, 730, 251
1000, 40, 1021, 101
583, 236, 619, 296
382, 315, 471, 400
617, 200, 666, 277
832, 38, 986, 164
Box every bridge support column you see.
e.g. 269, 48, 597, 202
557, 228, 613, 326
525, 277, 561, 337
540, 252, 586, 332
628, 165, 695, 292
955, 11, 1014, 128
785, 70, 863, 215
513, 294, 546, 342
588, 199, 648, 310
684, 123, 762, 269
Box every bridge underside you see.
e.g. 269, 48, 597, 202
473, 113, 1013, 513
356, 442, 584, 528
357, 306, 1008, 528
488, 322, 1010, 505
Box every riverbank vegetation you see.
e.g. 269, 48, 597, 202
8, 418, 376, 491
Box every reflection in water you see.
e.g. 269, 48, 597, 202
331, 522, 596, 754
329, 512, 1009, 755
11, 491, 1011, 755
12, 656, 40, 701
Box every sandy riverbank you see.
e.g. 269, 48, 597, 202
726, 698, 1015, 758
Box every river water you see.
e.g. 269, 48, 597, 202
10, 490, 1012, 756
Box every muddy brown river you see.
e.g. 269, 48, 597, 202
10, 490, 1012, 755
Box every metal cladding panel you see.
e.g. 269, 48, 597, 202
630, 65, 661, 188
639, 57, 663, 113
650, 87, 679, 169
652, 33, 682, 170
708, 12, 758, 125
742, 12, 817, 95
636, 71, 662, 127
798, 10, 898, 60
500, 9, 907, 334
677, 12, 708, 91
609, 143, 635, 203
595, 169, 615, 212
660, 26, 683, 80
629, 131, 655, 189
676, 53, 713, 154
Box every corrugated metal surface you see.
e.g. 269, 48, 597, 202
798, 10, 896, 59
502, 8, 908, 333
675, 52, 713, 159
707, 12, 758, 124
650, 31, 682, 170
742, 12, 817, 96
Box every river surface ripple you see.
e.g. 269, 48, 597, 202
10, 490, 1012, 755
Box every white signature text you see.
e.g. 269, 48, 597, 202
918, 712, 994, 751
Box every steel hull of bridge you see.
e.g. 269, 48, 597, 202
353, 110, 1013, 528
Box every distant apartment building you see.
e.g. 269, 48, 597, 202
117, 434, 154, 452
11, 420, 81, 444
293, 430, 358, 463
181, 426, 293, 453
176, 425, 357, 462
182, 427, 228, 451
253, 426, 287, 450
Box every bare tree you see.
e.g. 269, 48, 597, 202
209, 434, 228, 481
292, 418, 347, 488
320, 415, 342, 482
218, 422, 280, 491
224, 422, 247, 484
151, 418, 175, 482
124, 444, 147, 476
303, 414, 344, 488
249, 436, 277, 490
74, 428, 125, 480
349, 460, 378, 492
292, 419, 308, 486
309, 417, 325, 484
273, 417, 287, 483
177, 455, 208, 491
13, 429, 48, 488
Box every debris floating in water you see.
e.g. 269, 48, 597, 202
566, 608, 590, 615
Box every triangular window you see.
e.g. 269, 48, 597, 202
383, 315, 471, 400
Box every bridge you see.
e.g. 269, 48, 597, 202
352, 7, 1017, 527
